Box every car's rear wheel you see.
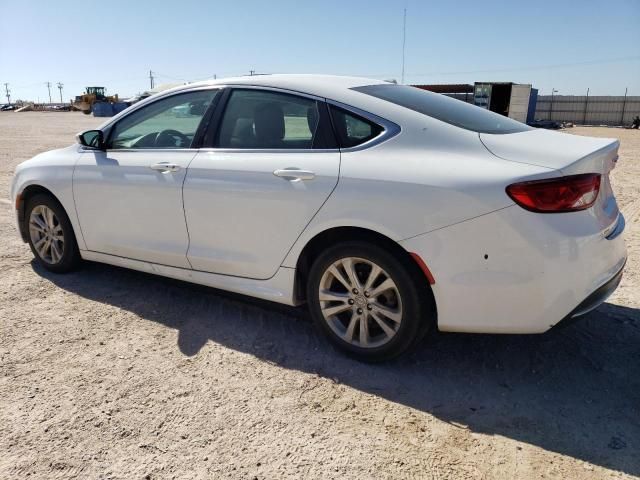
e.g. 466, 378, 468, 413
306, 241, 433, 362
25, 194, 81, 273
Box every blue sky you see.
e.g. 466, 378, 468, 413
1, 0, 638, 102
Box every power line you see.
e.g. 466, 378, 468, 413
421, 56, 640, 76
153, 71, 187, 82
369, 55, 640, 79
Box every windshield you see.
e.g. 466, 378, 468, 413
352, 84, 531, 135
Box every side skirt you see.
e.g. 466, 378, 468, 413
79, 250, 299, 306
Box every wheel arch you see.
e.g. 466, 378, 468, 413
17, 184, 72, 243
293, 226, 437, 313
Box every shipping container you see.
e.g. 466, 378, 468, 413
473, 82, 537, 123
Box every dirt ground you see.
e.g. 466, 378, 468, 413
0, 112, 638, 480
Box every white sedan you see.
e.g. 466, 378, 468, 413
10, 75, 627, 361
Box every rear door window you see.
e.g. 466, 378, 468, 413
216, 89, 324, 149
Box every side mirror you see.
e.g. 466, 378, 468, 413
76, 129, 105, 150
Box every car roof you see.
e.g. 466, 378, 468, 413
172, 74, 390, 102
102, 74, 418, 130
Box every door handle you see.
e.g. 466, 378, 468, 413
273, 168, 315, 181
150, 162, 181, 173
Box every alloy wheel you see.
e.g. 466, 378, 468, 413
318, 257, 403, 348
29, 205, 65, 264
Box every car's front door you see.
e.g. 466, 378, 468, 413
73, 89, 219, 268
183, 87, 340, 279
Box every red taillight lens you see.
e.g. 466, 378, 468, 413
506, 173, 601, 213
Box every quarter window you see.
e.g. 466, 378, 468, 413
216, 89, 320, 149
109, 89, 218, 149
329, 106, 383, 148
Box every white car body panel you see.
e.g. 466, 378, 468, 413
10, 74, 627, 334
283, 129, 556, 268
81, 250, 297, 305
11, 145, 87, 250
480, 129, 619, 175
73, 149, 196, 269
183, 149, 340, 279
400, 205, 626, 333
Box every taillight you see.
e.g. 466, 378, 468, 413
506, 173, 601, 213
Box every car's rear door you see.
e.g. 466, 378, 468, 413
183, 87, 340, 279
73, 89, 219, 268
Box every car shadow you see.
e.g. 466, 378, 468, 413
34, 260, 640, 476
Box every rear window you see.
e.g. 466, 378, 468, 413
352, 84, 531, 135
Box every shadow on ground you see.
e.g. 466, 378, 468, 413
35, 261, 640, 476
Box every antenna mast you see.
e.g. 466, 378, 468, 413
401, 7, 407, 84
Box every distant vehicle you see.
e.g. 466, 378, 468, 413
528, 119, 563, 129
10, 75, 627, 361
72, 87, 118, 115
1, 104, 16, 111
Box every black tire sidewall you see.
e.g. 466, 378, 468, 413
306, 241, 430, 362
25, 194, 80, 273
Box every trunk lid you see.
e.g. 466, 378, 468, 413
481, 129, 620, 232
479, 129, 618, 176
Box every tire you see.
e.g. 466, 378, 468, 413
25, 194, 81, 273
306, 241, 434, 362
82, 109, 91, 115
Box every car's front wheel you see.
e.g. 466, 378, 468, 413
25, 194, 81, 273
306, 241, 433, 362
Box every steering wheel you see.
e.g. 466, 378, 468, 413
155, 129, 190, 148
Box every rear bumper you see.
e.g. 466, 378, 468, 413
558, 260, 625, 327
400, 207, 627, 334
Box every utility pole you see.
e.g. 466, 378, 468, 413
149, 70, 155, 89
3, 83, 10, 105
249, 69, 255, 76
550, 88, 558, 120
620, 87, 628, 126
57, 82, 64, 104
582, 88, 589, 125
46, 82, 52, 104
401, 7, 407, 84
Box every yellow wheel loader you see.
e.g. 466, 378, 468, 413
72, 87, 118, 115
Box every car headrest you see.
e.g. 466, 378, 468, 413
307, 106, 319, 134
254, 103, 285, 144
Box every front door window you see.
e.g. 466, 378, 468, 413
109, 90, 218, 149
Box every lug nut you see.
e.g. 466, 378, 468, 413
348, 299, 354, 305
357, 308, 363, 314
364, 291, 370, 297
352, 289, 359, 295
367, 304, 372, 310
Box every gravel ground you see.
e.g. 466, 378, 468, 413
0, 112, 639, 480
